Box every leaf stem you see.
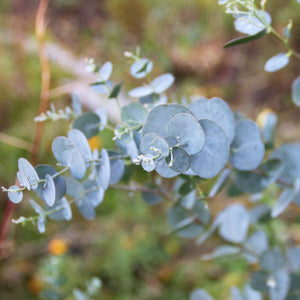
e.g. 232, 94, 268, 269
268, 27, 300, 61
52, 166, 70, 179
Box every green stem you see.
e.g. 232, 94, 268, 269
52, 166, 69, 179
250, 6, 300, 61
268, 27, 300, 61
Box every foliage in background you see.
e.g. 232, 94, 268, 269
1, 0, 300, 300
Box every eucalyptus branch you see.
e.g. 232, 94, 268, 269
251, 3, 300, 61
268, 27, 300, 61
12, 205, 62, 225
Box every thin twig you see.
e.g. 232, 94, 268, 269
0, 0, 50, 248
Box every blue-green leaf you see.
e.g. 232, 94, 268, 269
218, 204, 250, 243
233, 159, 283, 194
244, 284, 262, 300
142, 104, 192, 137
292, 76, 300, 107
18, 158, 39, 190
201, 245, 240, 260
83, 180, 104, 207
166, 146, 190, 173
64, 176, 84, 198
90, 82, 111, 94
264, 53, 289, 72
286, 247, 300, 272
8, 185, 23, 204
189, 97, 235, 143
244, 231, 269, 262
109, 81, 123, 99
95, 108, 107, 131
73, 289, 89, 300
116, 136, 139, 161
230, 120, 265, 171
128, 86, 153, 98
121, 102, 148, 127
260, 248, 285, 272
168, 205, 204, 238
140, 133, 170, 158
155, 157, 180, 178
270, 143, 300, 184
42, 174, 56, 207
108, 151, 125, 185
97, 149, 110, 190
190, 289, 214, 300
52, 137, 86, 179
269, 270, 290, 300
65, 177, 96, 219
46, 196, 72, 221
141, 154, 157, 172
231, 287, 244, 300
130, 59, 153, 78
29, 199, 45, 215
191, 119, 230, 178
76, 197, 95, 220
71, 93, 82, 115
142, 191, 163, 205
249, 204, 271, 223
35, 165, 66, 202
287, 247, 300, 272
99, 61, 113, 81
234, 11, 271, 35
261, 112, 277, 147
271, 188, 295, 218
208, 168, 231, 197
167, 113, 205, 155
68, 129, 92, 161
52, 137, 73, 166
17, 171, 31, 190
37, 217, 46, 233
72, 112, 101, 139
250, 271, 269, 292
151, 73, 175, 94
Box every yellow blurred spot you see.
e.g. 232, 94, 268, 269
88, 136, 102, 151
256, 108, 274, 128
222, 272, 244, 287
120, 235, 135, 250
164, 238, 181, 256
48, 238, 68, 255
27, 276, 43, 295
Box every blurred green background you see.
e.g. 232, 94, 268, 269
0, 0, 300, 299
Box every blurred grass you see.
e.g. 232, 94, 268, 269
0, 0, 300, 299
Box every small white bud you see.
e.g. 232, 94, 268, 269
124, 51, 132, 57
266, 277, 276, 288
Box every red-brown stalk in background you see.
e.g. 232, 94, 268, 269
0, 0, 50, 247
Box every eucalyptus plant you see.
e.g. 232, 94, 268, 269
2, 1, 300, 300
